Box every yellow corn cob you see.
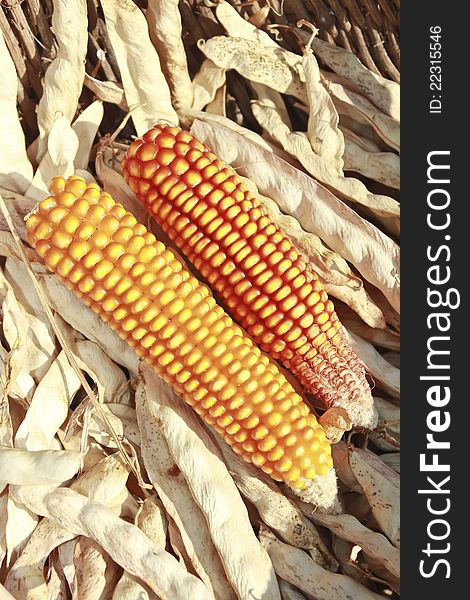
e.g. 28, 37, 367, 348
26, 175, 336, 502
122, 124, 376, 429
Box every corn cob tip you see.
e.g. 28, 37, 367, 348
290, 465, 340, 512
26, 175, 337, 502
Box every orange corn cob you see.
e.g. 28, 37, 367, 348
122, 124, 376, 429
26, 176, 336, 504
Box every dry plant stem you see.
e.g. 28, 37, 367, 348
109, 109, 140, 145
2, 0, 43, 89
0, 194, 149, 492
25, 0, 56, 52
386, 31, 400, 71
350, 24, 379, 76
87, 29, 119, 82
0, 9, 34, 111
0, 5, 42, 104
368, 28, 400, 83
